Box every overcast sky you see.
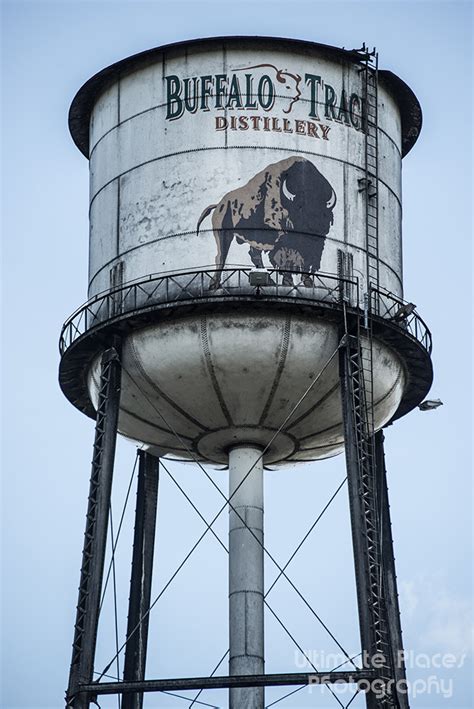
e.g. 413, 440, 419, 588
2, 1, 472, 708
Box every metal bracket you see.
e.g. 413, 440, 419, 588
358, 177, 377, 198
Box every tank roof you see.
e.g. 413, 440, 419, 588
68, 35, 422, 158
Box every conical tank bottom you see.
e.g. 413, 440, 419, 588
87, 311, 405, 465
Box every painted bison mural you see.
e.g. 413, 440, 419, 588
196, 156, 337, 287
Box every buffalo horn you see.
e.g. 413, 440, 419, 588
327, 189, 337, 210
282, 178, 296, 202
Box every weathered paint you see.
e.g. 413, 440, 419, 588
86, 41, 405, 299
78, 38, 417, 463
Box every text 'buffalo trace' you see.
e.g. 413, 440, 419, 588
165, 64, 365, 131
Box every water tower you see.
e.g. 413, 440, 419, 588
61, 37, 433, 709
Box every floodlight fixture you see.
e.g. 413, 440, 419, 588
392, 302, 416, 322
249, 268, 272, 287
419, 399, 443, 411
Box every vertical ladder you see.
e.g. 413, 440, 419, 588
358, 47, 380, 309
357, 55, 389, 690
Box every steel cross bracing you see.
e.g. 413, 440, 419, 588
66, 300, 409, 708
66, 346, 121, 709
93, 352, 359, 673
72, 349, 364, 708
339, 302, 403, 709
99, 455, 138, 615
159, 460, 351, 709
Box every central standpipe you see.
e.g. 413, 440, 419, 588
228, 445, 265, 709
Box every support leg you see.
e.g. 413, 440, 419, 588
122, 452, 160, 709
66, 347, 121, 708
375, 431, 409, 709
228, 446, 264, 709
340, 336, 409, 708
339, 339, 377, 709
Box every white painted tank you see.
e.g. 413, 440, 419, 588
67, 37, 423, 464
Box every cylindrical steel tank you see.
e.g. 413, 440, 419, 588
61, 37, 432, 465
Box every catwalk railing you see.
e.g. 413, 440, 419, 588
59, 267, 432, 356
